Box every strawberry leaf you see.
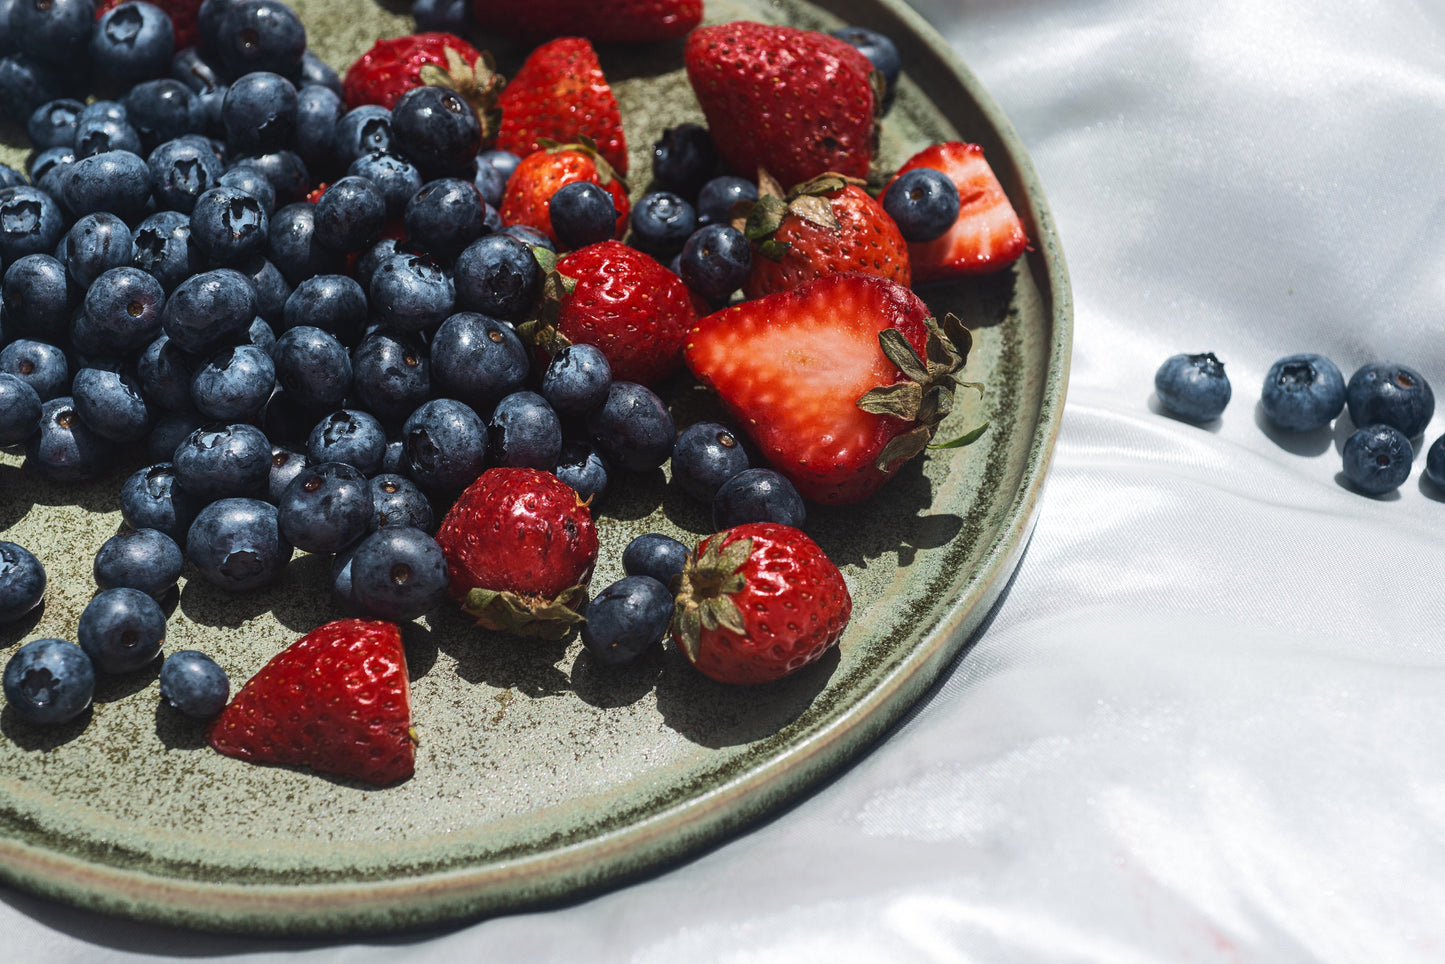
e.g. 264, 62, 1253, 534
857, 380, 923, 419
744, 195, 788, 241
875, 425, 933, 470
758, 238, 792, 262
788, 194, 840, 231
929, 421, 990, 450
462, 585, 586, 639
878, 328, 930, 384
757, 168, 786, 200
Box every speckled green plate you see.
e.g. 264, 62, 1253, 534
0, 0, 1070, 936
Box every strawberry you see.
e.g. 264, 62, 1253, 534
738, 172, 911, 299
498, 141, 630, 244
685, 22, 879, 190
684, 273, 982, 505
884, 142, 1027, 282
207, 619, 415, 787
496, 37, 628, 176
342, 32, 504, 139
96, 0, 202, 50
471, 0, 701, 45
672, 522, 851, 685
435, 467, 599, 639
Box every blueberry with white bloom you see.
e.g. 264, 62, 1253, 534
1154, 352, 1231, 422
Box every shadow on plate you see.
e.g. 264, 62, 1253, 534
0, 704, 92, 751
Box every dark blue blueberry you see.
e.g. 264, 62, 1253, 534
10, 0, 93, 63
621, 533, 689, 588
72, 367, 153, 442
0, 162, 24, 189
136, 335, 195, 411
267, 444, 307, 503
83, 266, 167, 355
403, 177, 485, 260
272, 325, 351, 409
189, 185, 269, 265
298, 49, 342, 96
64, 150, 153, 221
230, 149, 310, 205
277, 460, 372, 553
553, 439, 609, 500
314, 175, 386, 252
580, 575, 674, 666
186, 497, 292, 592
1259, 353, 1347, 432
282, 275, 366, 342
672, 421, 750, 503
78, 587, 166, 675
429, 310, 529, 409
132, 210, 201, 291
586, 381, 676, 472
391, 84, 481, 179
173, 422, 271, 500
630, 191, 697, 255
351, 327, 430, 420
402, 397, 487, 492
541, 343, 611, 416
335, 105, 395, 165
549, 180, 619, 250
74, 113, 143, 158
348, 150, 422, 219
453, 233, 542, 320
306, 408, 387, 476
214, 0, 306, 78
831, 25, 901, 114
27, 97, 84, 149
237, 254, 290, 324
679, 223, 751, 302
713, 467, 806, 529
198, 0, 244, 58
0, 339, 67, 401
222, 70, 297, 155
1424, 434, 1445, 491
25, 396, 115, 481
882, 167, 959, 242
0, 372, 41, 444
146, 411, 204, 461
488, 390, 562, 470
349, 525, 448, 621
477, 149, 520, 183
259, 389, 310, 445
93, 528, 184, 598
499, 223, 554, 253
1154, 352, 1231, 422
651, 123, 718, 197
171, 45, 224, 95
158, 650, 229, 719
381, 437, 405, 475
2, 254, 72, 339
162, 267, 256, 352
368, 472, 433, 532
329, 545, 358, 611
370, 253, 455, 331
0, 541, 46, 623
190, 343, 275, 420
120, 462, 199, 543
147, 136, 224, 213
1346, 362, 1435, 438
354, 236, 400, 296
266, 201, 346, 286
1342, 423, 1413, 495
2, 638, 93, 725
412, 0, 470, 32
696, 175, 758, 227
0, 54, 63, 125
65, 213, 135, 289
0, 186, 65, 263
29, 145, 75, 198
123, 80, 206, 151
217, 162, 276, 214
472, 155, 507, 208
91, 1, 176, 82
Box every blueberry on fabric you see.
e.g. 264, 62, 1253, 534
831, 25, 901, 114
631, 192, 697, 255
277, 461, 373, 554
369, 253, 456, 332
147, 136, 225, 213
158, 650, 230, 719
1424, 434, 1445, 491
1346, 362, 1435, 438
77, 587, 167, 676
172, 422, 272, 501
554, 439, 608, 500
580, 576, 675, 667
0, 339, 68, 401
0, 541, 46, 624
0, 372, 41, 445
1154, 352, 1231, 422
25, 396, 115, 482
1260, 353, 1347, 432
672, 421, 750, 503
162, 267, 256, 353
368, 473, 434, 532
305, 409, 388, 477
549, 180, 619, 250
83, 266, 167, 355
453, 234, 542, 320
65, 213, 136, 289
267, 202, 346, 286
348, 525, 449, 621
93, 528, 184, 599
1342, 424, 1413, 495
429, 310, 530, 410
335, 105, 395, 165
214, 0, 307, 79
2, 254, 72, 339
695, 175, 758, 227
314, 175, 387, 253
348, 150, 423, 218
0, 185, 66, 263
401, 397, 488, 493
190, 344, 276, 421
390, 84, 482, 179
586, 381, 676, 473
91, 1, 176, 82
71, 367, 154, 443
488, 390, 563, 470
713, 468, 807, 530
120, 463, 199, 544
272, 325, 352, 410
2, 639, 94, 726
64, 150, 153, 221
351, 327, 431, 420
222, 70, 298, 155
679, 224, 751, 302
403, 177, 486, 260
186, 497, 293, 593
190, 185, 270, 265
652, 123, 718, 198
132, 210, 201, 292
621, 533, 689, 589
28, 97, 84, 150
883, 168, 960, 242
541, 343, 611, 416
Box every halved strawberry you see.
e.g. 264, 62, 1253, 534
498, 141, 629, 244
472, 0, 701, 45
684, 273, 980, 505
496, 37, 628, 176
885, 142, 1027, 282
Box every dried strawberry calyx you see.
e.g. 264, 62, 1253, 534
462, 584, 587, 640
856, 312, 988, 470
730, 170, 869, 262
418, 47, 506, 143
670, 535, 753, 662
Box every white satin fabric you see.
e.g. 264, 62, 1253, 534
9, 1, 1445, 960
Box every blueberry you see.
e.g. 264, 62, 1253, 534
171, 46, 224, 95
190, 186, 269, 265
197, 0, 242, 56
580, 576, 674, 666
123, 80, 206, 151
713, 467, 806, 529
1346, 362, 1435, 438
402, 397, 488, 493
554, 439, 608, 500
1342, 423, 1413, 495
351, 327, 430, 420
349, 526, 449, 621
27, 97, 84, 149
0, 541, 46, 623
453, 234, 542, 319
83, 266, 167, 355
391, 84, 481, 179
368, 473, 433, 532
158, 650, 229, 719
306, 409, 387, 476
222, 70, 297, 155
621, 533, 689, 588
0, 339, 67, 401
672, 421, 750, 503
134, 335, 191, 412
2, 254, 71, 339
94, 528, 184, 598
147, 411, 205, 462
1424, 434, 1445, 491
162, 267, 256, 352
298, 49, 342, 96
214, 0, 306, 78
74, 114, 143, 158
294, 83, 344, 169
354, 237, 400, 296
831, 25, 901, 114
404, 177, 486, 260
695, 175, 758, 227
631, 191, 697, 255
499, 223, 554, 253
259, 389, 312, 445
230, 149, 310, 205
9, 0, 93, 64
412, 0, 470, 32
132, 210, 201, 292
0, 372, 41, 445
266, 444, 308, 503
64, 150, 153, 221
65, 213, 135, 289
217, 163, 276, 214
148, 136, 225, 213
471, 155, 507, 208
348, 150, 422, 218
477, 149, 521, 183
0, 185, 65, 263
1154, 352, 1231, 422
679, 224, 751, 302
77, 587, 166, 676
381, 438, 406, 475
186, 497, 292, 592
92, 2, 176, 82
429, 310, 530, 410
549, 180, 619, 250
237, 254, 290, 325
586, 381, 676, 472
282, 271, 372, 336
190, 344, 275, 421
315, 175, 387, 253
29, 146, 75, 199
120, 462, 199, 542
25, 396, 115, 482
2, 639, 94, 726
173, 422, 272, 501
883, 168, 959, 242
72, 367, 154, 443
267, 202, 345, 286
272, 325, 352, 410
0, 55, 63, 125
488, 390, 562, 470
0, 160, 24, 189
370, 253, 456, 331
335, 105, 395, 165
329, 546, 358, 612
1259, 353, 1347, 432
651, 123, 718, 198
277, 461, 372, 554
541, 343, 611, 416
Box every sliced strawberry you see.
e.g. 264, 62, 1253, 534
471, 0, 701, 44
496, 37, 628, 176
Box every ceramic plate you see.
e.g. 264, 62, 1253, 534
0, 0, 1071, 935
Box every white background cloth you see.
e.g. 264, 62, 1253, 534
8, 0, 1445, 959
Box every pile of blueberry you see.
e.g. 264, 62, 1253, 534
1154, 351, 1443, 495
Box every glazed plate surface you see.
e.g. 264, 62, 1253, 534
0, 0, 1071, 934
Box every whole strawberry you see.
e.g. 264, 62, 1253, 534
498, 141, 630, 244
97, 0, 200, 49
672, 522, 852, 685
435, 467, 599, 638
472, 0, 701, 45
207, 619, 415, 787
343, 32, 504, 138
739, 172, 911, 298
685, 22, 879, 188
496, 37, 628, 176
